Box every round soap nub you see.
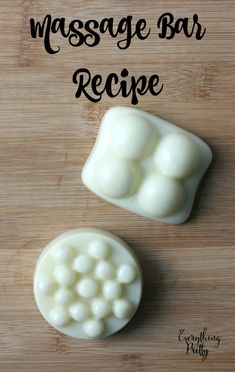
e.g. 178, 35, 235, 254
117, 264, 136, 284
55, 287, 73, 305
53, 265, 75, 286
155, 133, 202, 179
33, 228, 142, 339
111, 114, 156, 159
88, 239, 110, 260
103, 280, 122, 300
95, 260, 114, 280
83, 319, 104, 338
52, 245, 73, 264
95, 155, 140, 199
77, 278, 98, 298
69, 302, 89, 322
37, 276, 55, 295
91, 298, 111, 318
137, 173, 185, 218
73, 255, 94, 274
113, 299, 133, 319
49, 307, 70, 327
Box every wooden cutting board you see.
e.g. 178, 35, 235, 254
0, 1, 234, 371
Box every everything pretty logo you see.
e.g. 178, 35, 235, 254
178, 327, 221, 361
29, 13, 206, 104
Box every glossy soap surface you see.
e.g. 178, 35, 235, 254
82, 107, 212, 224
34, 229, 142, 339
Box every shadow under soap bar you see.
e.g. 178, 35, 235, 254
82, 107, 212, 224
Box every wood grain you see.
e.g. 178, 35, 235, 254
0, 1, 234, 371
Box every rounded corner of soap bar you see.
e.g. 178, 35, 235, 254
34, 228, 142, 340
81, 107, 213, 224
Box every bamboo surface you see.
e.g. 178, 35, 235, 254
0, 1, 235, 371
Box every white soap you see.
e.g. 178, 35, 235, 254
34, 229, 142, 339
82, 107, 212, 224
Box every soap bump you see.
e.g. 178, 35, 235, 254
155, 133, 202, 179
103, 280, 122, 300
113, 299, 133, 319
53, 265, 75, 286
88, 239, 110, 259
138, 173, 185, 218
91, 298, 111, 318
117, 264, 136, 284
37, 276, 55, 295
52, 245, 73, 264
74, 254, 94, 273
95, 260, 114, 280
49, 307, 70, 327
83, 319, 104, 338
77, 278, 98, 298
54, 287, 73, 305
69, 302, 89, 322
95, 155, 140, 198
111, 114, 156, 159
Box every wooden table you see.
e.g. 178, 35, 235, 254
0, 1, 234, 371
